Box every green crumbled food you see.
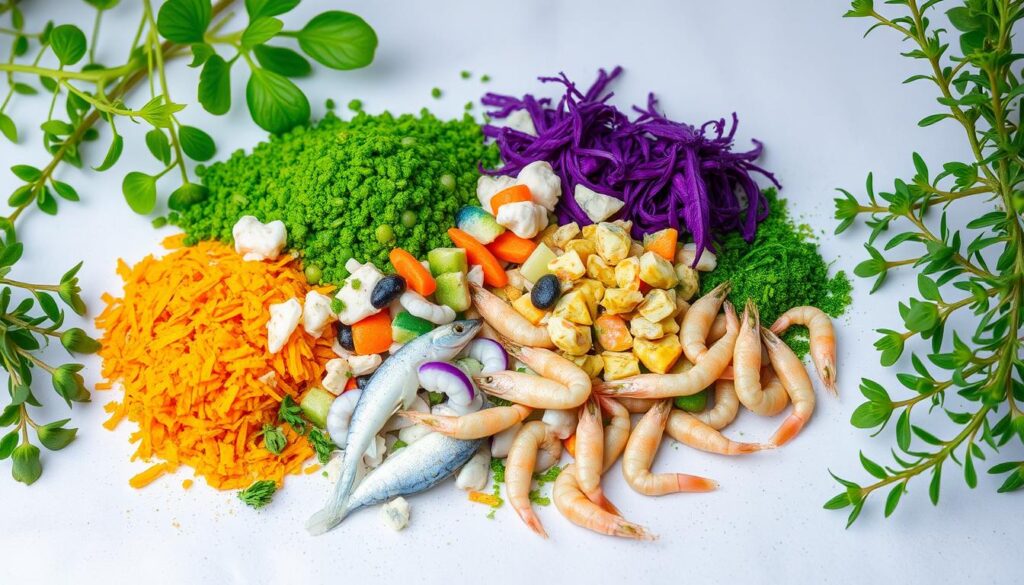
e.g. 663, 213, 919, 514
487, 396, 512, 407
490, 457, 506, 483
180, 110, 499, 284
534, 464, 562, 486
431, 87, 442, 99
325, 98, 336, 110
390, 438, 408, 453
308, 428, 336, 464
347, 98, 362, 112
480, 74, 491, 83
701, 188, 852, 358
151, 216, 167, 228
460, 70, 471, 79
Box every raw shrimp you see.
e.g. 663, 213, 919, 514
475, 344, 591, 409
597, 303, 738, 399
597, 395, 630, 472
505, 421, 563, 537
574, 397, 619, 514
693, 378, 740, 429
771, 305, 838, 395
707, 314, 727, 344
459, 338, 508, 374
762, 327, 816, 447
622, 400, 718, 495
666, 382, 770, 455
553, 464, 655, 541
470, 284, 554, 348
681, 281, 731, 363
397, 404, 532, 439
734, 301, 788, 417
618, 397, 655, 414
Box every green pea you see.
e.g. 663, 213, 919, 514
375, 224, 395, 244
304, 264, 322, 284
673, 389, 708, 412
401, 210, 417, 228
440, 173, 456, 191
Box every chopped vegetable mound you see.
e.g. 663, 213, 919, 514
95, 235, 336, 490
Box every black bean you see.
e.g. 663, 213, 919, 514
336, 322, 355, 352
531, 274, 561, 310
371, 274, 407, 309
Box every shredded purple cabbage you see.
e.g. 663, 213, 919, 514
481, 67, 780, 259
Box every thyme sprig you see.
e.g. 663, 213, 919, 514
832, 0, 1024, 525
1, 0, 376, 484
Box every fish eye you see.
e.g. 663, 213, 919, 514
454, 324, 464, 334
484, 376, 493, 384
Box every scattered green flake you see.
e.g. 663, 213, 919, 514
431, 87, 442, 99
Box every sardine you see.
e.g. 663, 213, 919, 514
307, 319, 481, 535
341, 433, 484, 519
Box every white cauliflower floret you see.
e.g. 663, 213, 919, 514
321, 358, 354, 395
574, 184, 624, 224
303, 291, 336, 338
335, 262, 384, 325
515, 160, 561, 211
266, 298, 301, 354
456, 445, 491, 491
381, 497, 411, 531
477, 175, 516, 210
496, 201, 549, 239
349, 354, 382, 376
504, 109, 537, 136
232, 215, 287, 261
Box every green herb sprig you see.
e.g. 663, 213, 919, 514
0, 0, 376, 485
238, 479, 276, 509
831, 0, 1023, 525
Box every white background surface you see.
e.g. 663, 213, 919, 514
0, 1, 1018, 583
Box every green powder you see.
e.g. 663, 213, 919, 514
700, 188, 851, 357
178, 110, 499, 284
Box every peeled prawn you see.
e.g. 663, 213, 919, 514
681, 281, 730, 363
597, 395, 630, 472
622, 400, 717, 496
397, 404, 531, 439
475, 344, 591, 409
553, 464, 655, 541
597, 303, 738, 399
666, 382, 770, 455
505, 421, 563, 538
617, 397, 655, 414
762, 327, 816, 447
470, 284, 554, 348
574, 397, 619, 514
734, 301, 789, 416
771, 305, 838, 394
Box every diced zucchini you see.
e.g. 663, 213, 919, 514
434, 271, 472, 312
301, 387, 336, 429
519, 243, 557, 283
392, 311, 435, 343
427, 247, 468, 276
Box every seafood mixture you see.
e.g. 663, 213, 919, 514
266, 165, 841, 540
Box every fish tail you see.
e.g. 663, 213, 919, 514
306, 503, 349, 536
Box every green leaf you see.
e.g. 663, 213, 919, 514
859, 451, 888, 479
946, 6, 981, 31
157, 0, 212, 44
997, 469, 1024, 493
964, 451, 977, 488
11, 164, 41, 182
851, 401, 891, 429
0, 242, 24, 267
0, 430, 18, 459
903, 300, 939, 332
178, 126, 216, 161
8, 185, 33, 207
929, 464, 942, 505
37, 419, 77, 451
823, 492, 851, 510
40, 120, 74, 136
295, 11, 378, 70
145, 129, 172, 165
912, 425, 943, 446
246, 0, 299, 18
241, 17, 283, 49
168, 183, 209, 210
918, 113, 950, 127
0, 112, 17, 142
917, 274, 940, 301
843, 0, 873, 18
121, 172, 157, 214
11, 443, 41, 484
52, 363, 89, 405
60, 328, 100, 353
245, 67, 310, 133
253, 44, 311, 77
49, 24, 87, 66
198, 55, 232, 115
883, 484, 904, 517
35, 291, 62, 322
37, 186, 58, 215
84, 0, 122, 8
0, 404, 20, 427
895, 410, 911, 451
138, 96, 185, 128
52, 180, 80, 202
189, 43, 215, 68
93, 134, 124, 171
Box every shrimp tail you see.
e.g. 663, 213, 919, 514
821, 362, 838, 396
710, 280, 732, 299
586, 488, 622, 516
397, 410, 448, 432
770, 412, 808, 447
614, 521, 657, 541
306, 504, 349, 536
674, 473, 719, 492
727, 441, 775, 455
514, 506, 549, 538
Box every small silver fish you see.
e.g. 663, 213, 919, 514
339, 433, 484, 522
306, 319, 481, 535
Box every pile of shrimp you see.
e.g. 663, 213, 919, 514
400, 282, 837, 540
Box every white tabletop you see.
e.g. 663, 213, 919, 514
0, 1, 1016, 583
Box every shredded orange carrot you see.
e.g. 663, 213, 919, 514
96, 236, 336, 490
468, 491, 502, 507
182, 479, 194, 490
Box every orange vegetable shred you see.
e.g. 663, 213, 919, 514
96, 236, 335, 490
